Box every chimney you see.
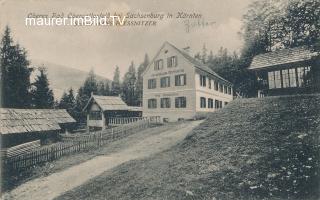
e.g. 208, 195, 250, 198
183, 46, 190, 54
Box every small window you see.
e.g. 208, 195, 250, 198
215, 100, 223, 109
219, 83, 223, 93
208, 79, 212, 89
167, 56, 177, 68
214, 81, 219, 91
200, 97, 206, 108
89, 111, 102, 120
160, 76, 170, 88
200, 75, 206, 87
148, 99, 157, 109
224, 86, 228, 94
154, 59, 163, 70
175, 74, 186, 86
208, 98, 214, 109
175, 97, 186, 108
228, 87, 232, 95
148, 79, 157, 89
160, 98, 171, 108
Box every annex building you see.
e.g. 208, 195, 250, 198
142, 42, 233, 122
249, 46, 320, 97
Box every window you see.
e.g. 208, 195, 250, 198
148, 79, 157, 89
288, 68, 297, 87
214, 81, 219, 91
215, 100, 223, 109
175, 97, 186, 108
224, 86, 228, 94
89, 111, 102, 120
268, 71, 276, 89
208, 79, 212, 89
148, 99, 157, 109
228, 87, 232, 95
154, 59, 163, 70
175, 74, 186, 86
160, 98, 171, 108
160, 76, 170, 88
167, 56, 177, 68
208, 98, 214, 109
200, 97, 206, 108
297, 66, 311, 87
200, 75, 206, 87
219, 83, 223, 93
282, 69, 290, 88
274, 70, 282, 88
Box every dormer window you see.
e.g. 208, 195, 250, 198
154, 59, 163, 70
167, 56, 177, 68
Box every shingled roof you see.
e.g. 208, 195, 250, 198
249, 46, 319, 70
0, 109, 76, 135
83, 95, 130, 111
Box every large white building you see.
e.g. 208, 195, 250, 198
142, 42, 233, 122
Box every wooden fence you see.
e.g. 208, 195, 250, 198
108, 116, 161, 126
3, 117, 160, 173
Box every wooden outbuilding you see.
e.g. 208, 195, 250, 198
0, 108, 76, 148
83, 95, 142, 131
249, 46, 320, 97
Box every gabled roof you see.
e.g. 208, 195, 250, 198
249, 46, 319, 70
83, 95, 129, 111
143, 41, 233, 85
0, 109, 76, 135
166, 42, 232, 85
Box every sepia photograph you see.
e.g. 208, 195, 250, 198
0, 0, 319, 199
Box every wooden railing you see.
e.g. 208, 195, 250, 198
2, 118, 159, 174
108, 116, 161, 126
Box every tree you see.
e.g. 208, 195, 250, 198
135, 53, 149, 106
122, 61, 136, 106
74, 70, 98, 122
0, 26, 32, 108
201, 44, 208, 64
59, 88, 76, 118
111, 66, 121, 96
31, 67, 54, 108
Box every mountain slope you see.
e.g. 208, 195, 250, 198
31, 60, 111, 99
57, 94, 320, 200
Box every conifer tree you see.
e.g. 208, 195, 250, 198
122, 61, 136, 106
111, 66, 121, 96
31, 67, 54, 108
0, 26, 32, 108
135, 53, 149, 106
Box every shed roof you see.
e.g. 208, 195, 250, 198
248, 46, 319, 70
0, 109, 76, 135
83, 95, 131, 111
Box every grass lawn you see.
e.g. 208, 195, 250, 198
56, 94, 320, 200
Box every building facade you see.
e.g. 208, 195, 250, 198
249, 46, 320, 97
142, 42, 233, 122
83, 95, 142, 131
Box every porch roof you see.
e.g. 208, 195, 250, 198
249, 46, 319, 70
83, 95, 132, 111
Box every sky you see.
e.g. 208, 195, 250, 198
0, 0, 253, 80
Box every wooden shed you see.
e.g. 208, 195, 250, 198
0, 108, 76, 148
249, 46, 320, 97
83, 95, 142, 131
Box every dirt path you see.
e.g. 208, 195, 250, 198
5, 120, 202, 200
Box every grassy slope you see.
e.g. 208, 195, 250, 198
57, 94, 320, 200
